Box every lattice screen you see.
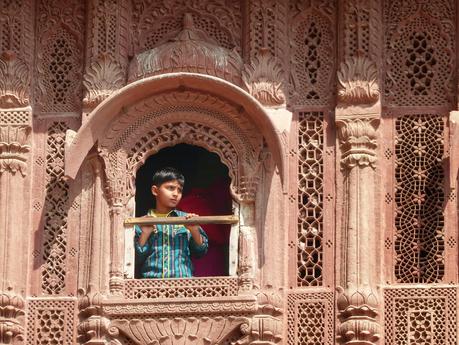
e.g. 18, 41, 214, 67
27, 299, 76, 345
296, 111, 324, 287
287, 292, 333, 345
41, 122, 70, 295
394, 114, 445, 283
384, 287, 457, 345
125, 277, 238, 299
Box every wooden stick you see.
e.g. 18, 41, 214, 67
124, 215, 239, 226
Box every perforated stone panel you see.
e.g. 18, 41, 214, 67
41, 122, 70, 295
27, 299, 76, 345
125, 277, 238, 299
297, 112, 324, 286
384, 287, 457, 345
394, 114, 445, 283
287, 292, 334, 345
384, 0, 455, 106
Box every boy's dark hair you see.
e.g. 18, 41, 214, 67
152, 167, 185, 187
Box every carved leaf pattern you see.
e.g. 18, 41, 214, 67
0, 51, 30, 108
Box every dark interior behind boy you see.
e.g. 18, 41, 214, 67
134, 167, 208, 278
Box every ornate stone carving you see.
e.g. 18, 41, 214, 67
129, 13, 243, 86
394, 114, 445, 283
296, 111, 324, 287
99, 91, 263, 206
27, 299, 76, 345
0, 51, 30, 108
0, 292, 25, 344
132, 1, 241, 54
289, 1, 336, 106
384, 0, 455, 106
0, 124, 31, 176
102, 297, 258, 316
242, 49, 285, 107
287, 292, 334, 345
384, 287, 457, 345
110, 316, 248, 345
337, 56, 379, 105
41, 122, 70, 295
83, 53, 125, 108
336, 117, 379, 169
336, 288, 381, 345
35, 0, 85, 113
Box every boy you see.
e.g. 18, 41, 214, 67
134, 167, 208, 278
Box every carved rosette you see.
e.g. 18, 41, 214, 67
83, 53, 125, 108
336, 117, 379, 169
336, 288, 381, 345
0, 292, 25, 344
0, 51, 30, 109
0, 125, 31, 176
337, 56, 379, 105
242, 49, 286, 106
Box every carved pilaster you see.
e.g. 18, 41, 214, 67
336, 1, 383, 343
108, 205, 125, 296
0, 110, 30, 345
335, 116, 381, 345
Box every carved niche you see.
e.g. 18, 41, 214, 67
97, 90, 265, 207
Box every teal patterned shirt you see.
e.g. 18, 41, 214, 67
134, 209, 208, 278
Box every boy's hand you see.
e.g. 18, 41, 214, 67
184, 213, 203, 246
137, 225, 156, 246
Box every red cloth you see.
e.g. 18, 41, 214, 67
178, 178, 231, 276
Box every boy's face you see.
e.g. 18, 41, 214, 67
151, 179, 183, 210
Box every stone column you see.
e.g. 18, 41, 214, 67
0, 1, 34, 343
335, 0, 383, 344
335, 114, 381, 345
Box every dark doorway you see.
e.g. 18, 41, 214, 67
135, 144, 232, 277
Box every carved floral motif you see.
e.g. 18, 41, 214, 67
0, 51, 30, 108
336, 288, 381, 345
336, 117, 379, 169
110, 316, 248, 345
0, 124, 31, 176
337, 56, 379, 105
0, 292, 25, 344
242, 49, 285, 106
83, 53, 125, 108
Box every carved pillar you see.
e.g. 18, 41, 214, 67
0, 1, 33, 343
336, 0, 383, 344
83, 0, 129, 117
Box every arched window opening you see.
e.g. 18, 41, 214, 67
133, 144, 233, 278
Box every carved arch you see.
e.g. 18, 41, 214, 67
65, 73, 285, 202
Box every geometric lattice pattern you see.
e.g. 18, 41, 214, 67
27, 299, 76, 345
125, 277, 238, 299
41, 122, 70, 295
297, 112, 324, 286
384, 1, 455, 106
394, 115, 445, 283
384, 287, 457, 345
287, 292, 334, 345
291, 11, 334, 106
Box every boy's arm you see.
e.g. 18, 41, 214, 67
184, 213, 208, 257
134, 225, 155, 261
